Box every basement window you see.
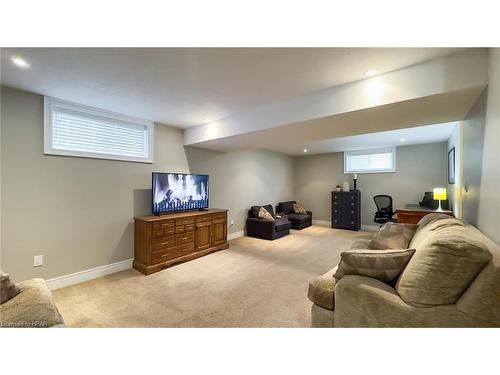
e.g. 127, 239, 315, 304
344, 147, 396, 174
44, 97, 154, 163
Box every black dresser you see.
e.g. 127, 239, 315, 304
331, 191, 361, 231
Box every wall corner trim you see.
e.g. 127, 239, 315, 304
46, 258, 133, 290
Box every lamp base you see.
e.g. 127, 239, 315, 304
435, 200, 444, 212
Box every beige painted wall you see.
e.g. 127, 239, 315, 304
478, 49, 500, 244
1, 87, 297, 282
447, 123, 463, 218
1, 87, 191, 282
462, 89, 487, 226
185, 147, 295, 235
295, 143, 448, 226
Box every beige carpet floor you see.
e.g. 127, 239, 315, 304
52, 225, 366, 327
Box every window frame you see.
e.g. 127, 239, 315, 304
44, 96, 154, 163
344, 147, 396, 174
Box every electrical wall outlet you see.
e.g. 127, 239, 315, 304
33, 255, 43, 267
230, 220, 234, 226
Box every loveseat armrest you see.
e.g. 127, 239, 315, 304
334, 275, 493, 327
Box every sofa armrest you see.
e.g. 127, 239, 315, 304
334, 275, 493, 327
246, 217, 275, 237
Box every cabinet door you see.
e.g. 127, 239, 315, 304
211, 218, 226, 246
195, 222, 212, 251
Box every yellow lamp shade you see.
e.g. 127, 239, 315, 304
433, 188, 447, 201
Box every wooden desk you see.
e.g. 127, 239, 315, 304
396, 204, 454, 224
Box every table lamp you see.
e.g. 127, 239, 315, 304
433, 188, 447, 212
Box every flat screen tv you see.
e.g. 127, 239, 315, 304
152, 172, 209, 214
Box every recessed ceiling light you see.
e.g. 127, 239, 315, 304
11, 56, 30, 68
366, 69, 377, 77
303, 149, 308, 153
400, 138, 406, 142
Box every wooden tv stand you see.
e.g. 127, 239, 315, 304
134, 209, 229, 275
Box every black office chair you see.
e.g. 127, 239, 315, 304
373, 195, 397, 226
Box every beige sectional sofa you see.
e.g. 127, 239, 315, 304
308, 214, 500, 327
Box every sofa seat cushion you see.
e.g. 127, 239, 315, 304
287, 213, 311, 224
308, 266, 338, 310
0, 278, 64, 328
397, 225, 492, 307
275, 217, 292, 232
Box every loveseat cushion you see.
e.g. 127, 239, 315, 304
308, 266, 338, 310
258, 207, 274, 221
0, 278, 64, 328
409, 214, 465, 250
287, 213, 311, 224
397, 225, 492, 307
275, 217, 292, 232
250, 204, 275, 219
369, 222, 417, 250
334, 248, 416, 283
278, 201, 295, 215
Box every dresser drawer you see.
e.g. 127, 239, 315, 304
151, 244, 194, 264
164, 227, 175, 236
175, 225, 186, 234
152, 229, 164, 239
175, 232, 194, 246
151, 236, 174, 251
185, 223, 194, 232
212, 212, 226, 220
176, 218, 195, 226
196, 215, 212, 223
152, 220, 174, 230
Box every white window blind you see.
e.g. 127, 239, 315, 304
344, 147, 396, 174
44, 97, 154, 163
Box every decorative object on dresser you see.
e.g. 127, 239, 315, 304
332, 191, 361, 231
134, 209, 228, 275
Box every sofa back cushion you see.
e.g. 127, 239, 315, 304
396, 225, 492, 307
278, 201, 296, 215
409, 214, 465, 250
369, 222, 417, 250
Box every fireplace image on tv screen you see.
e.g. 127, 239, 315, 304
152, 173, 209, 214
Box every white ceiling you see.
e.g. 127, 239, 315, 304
1, 48, 464, 128
305, 122, 457, 154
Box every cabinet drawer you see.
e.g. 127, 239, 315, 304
164, 227, 175, 236
185, 224, 194, 232
152, 220, 174, 230
176, 218, 195, 226
151, 236, 174, 251
196, 215, 212, 223
175, 225, 186, 234
175, 232, 194, 246
152, 229, 164, 239
212, 212, 226, 220
151, 244, 194, 264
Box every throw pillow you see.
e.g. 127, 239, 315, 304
369, 222, 418, 250
396, 225, 491, 307
333, 248, 416, 283
293, 203, 307, 215
258, 207, 274, 221
0, 271, 22, 305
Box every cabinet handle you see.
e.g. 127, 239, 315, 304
161, 253, 169, 258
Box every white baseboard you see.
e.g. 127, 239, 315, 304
312, 220, 331, 226
228, 230, 244, 241
46, 258, 133, 291
313, 220, 379, 232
